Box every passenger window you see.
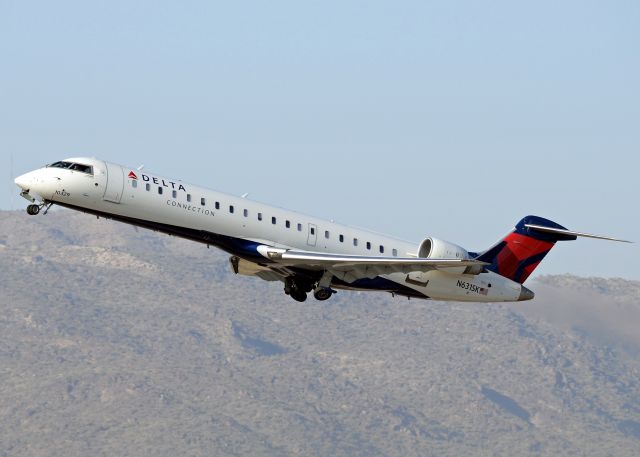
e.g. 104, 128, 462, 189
201, 197, 206, 206
187, 194, 191, 202
132, 180, 137, 188
243, 209, 248, 217
145, 183, 150, 191
353, 238, 358, 247
158, 187, 163, 195
215, 202, 220, 210
310, 227, 315, 235
258, 212, 263, 221
325, 230, 330, 239
172, 190, 177, 198
297, 223, 302, 231
272, 216, 277, 225
366, 242, 371, 250
286, 220, 290, 229
379, 245, 384, 254
392, 249, 398, 257
229, 205, 234, 214
339, 234, 344, 243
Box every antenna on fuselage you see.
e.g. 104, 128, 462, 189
137, 164, 145, 171
241, 193, 249, 199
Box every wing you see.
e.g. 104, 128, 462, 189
256, 246, 487, 283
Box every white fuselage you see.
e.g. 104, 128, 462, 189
14, 157, 525, 302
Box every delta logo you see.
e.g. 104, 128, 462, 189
128, 170, 187, 191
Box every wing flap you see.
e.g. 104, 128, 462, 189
259, 248, 488, 282
280, 250, 483, 268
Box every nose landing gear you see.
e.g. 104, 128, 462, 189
26, 204, 40, 215
25, 202, 52, 216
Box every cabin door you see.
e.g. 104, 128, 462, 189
103, 163, 124, 203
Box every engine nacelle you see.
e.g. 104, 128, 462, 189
416, 237, 483, 275
418, 237, 469, 260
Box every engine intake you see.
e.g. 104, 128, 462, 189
418, 237, 469, 260
418, 237, 483, 275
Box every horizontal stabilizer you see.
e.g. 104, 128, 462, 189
524, 224, 632, 243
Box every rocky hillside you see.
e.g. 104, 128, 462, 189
0, 209, 638, 456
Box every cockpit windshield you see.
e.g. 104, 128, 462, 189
47, 161, 93, 174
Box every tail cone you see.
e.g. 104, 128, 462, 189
518, 286, 535, 301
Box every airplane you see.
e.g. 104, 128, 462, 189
13, 157, 630, 303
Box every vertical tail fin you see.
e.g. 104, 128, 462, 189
476, 216, 576, 284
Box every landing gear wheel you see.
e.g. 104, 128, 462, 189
285, 277, 312, 302
290, 290, 308, 302
284, 280, 293, 296
26, 204, 40, 215
313, 288, 333, 301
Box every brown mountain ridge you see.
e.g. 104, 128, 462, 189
1, 209, 638, 456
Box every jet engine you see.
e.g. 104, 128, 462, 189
417, 237, 480, 275
418, 237, 469, 260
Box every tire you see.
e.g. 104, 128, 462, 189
290, 290, 307, 302
313, 288, 332, 301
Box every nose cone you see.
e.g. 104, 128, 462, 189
14, 173, 33, 191
518, 285, 535, 301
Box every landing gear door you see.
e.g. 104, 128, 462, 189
103, 163, 124, 203
307, 223, 317, 247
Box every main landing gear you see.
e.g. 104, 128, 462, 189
284, 276, 335, 302
284, 278, 310, 302
313, 288, 333, 301
312, 271, 335, 301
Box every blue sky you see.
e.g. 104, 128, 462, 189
2, 1, 638, 279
